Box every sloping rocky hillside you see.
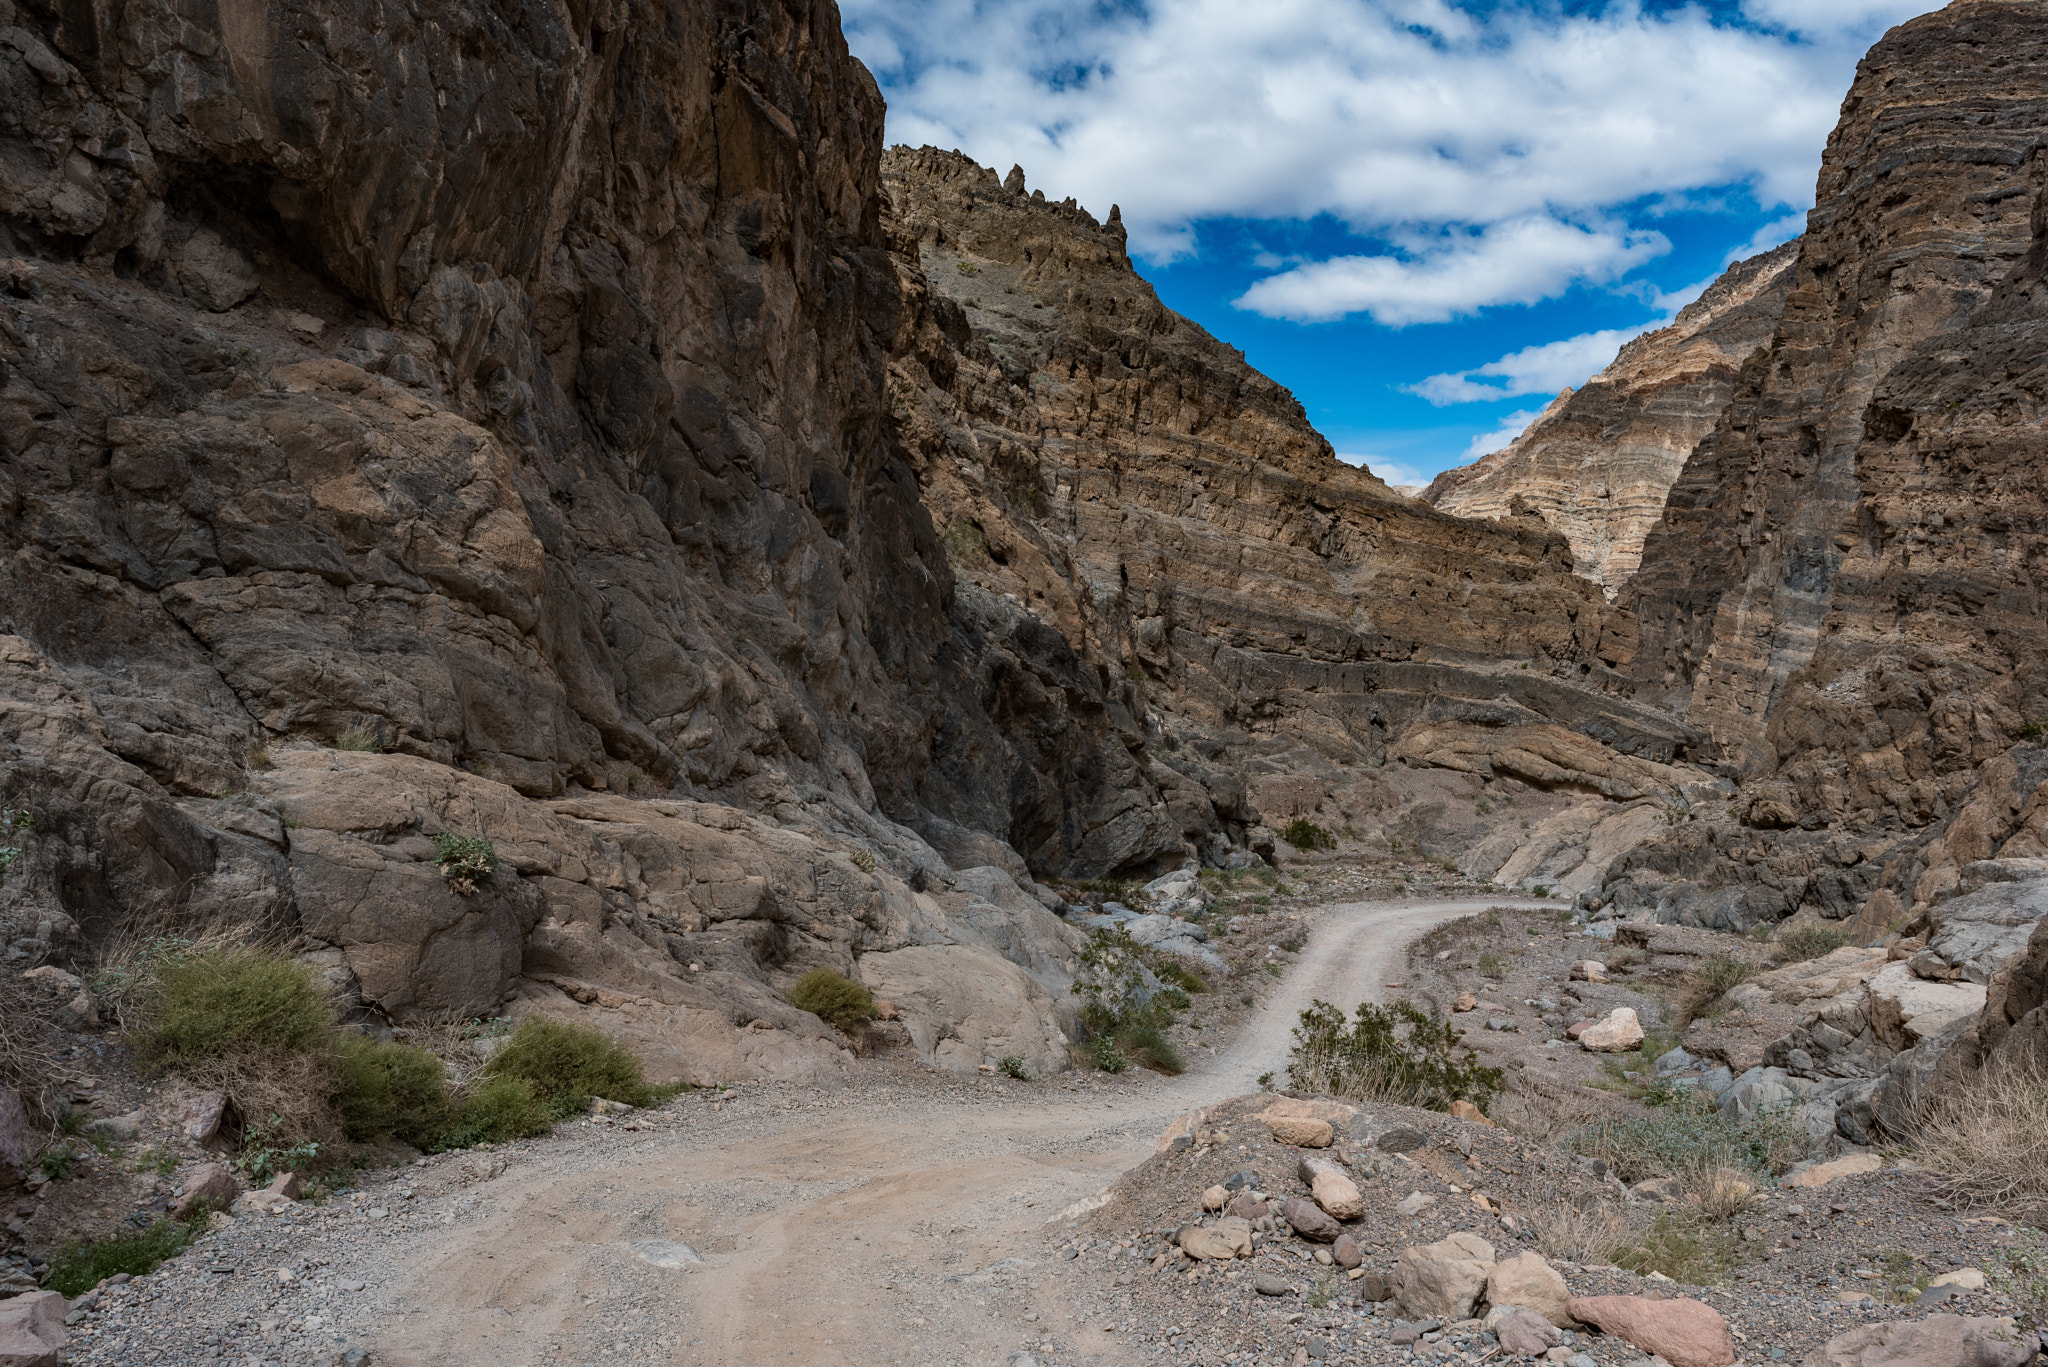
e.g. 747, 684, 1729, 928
1424, 242, 1798, 595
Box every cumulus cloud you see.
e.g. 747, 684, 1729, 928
1337, 452, 1434, 492
1240, 218, 1668, 326
1408, 325, 1649, 405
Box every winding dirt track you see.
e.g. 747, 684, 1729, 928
371, 898, 1540, 1367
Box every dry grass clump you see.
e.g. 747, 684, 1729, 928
1911, 1057, 2048, 1216
0, 970, 64, 1127
1525, 1194, 1635, 1264
1680, 1161, 1761, 1221
1490, 1075, 1625, 1146
1676, 954, 1756, 1026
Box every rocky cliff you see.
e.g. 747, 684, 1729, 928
1424, 243, 1798, 595
1601, 1, 2048, 959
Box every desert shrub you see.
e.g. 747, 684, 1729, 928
237, 1115, 322, 1184
0, 968, 64, 1126
1118, 1020, 1184, 1076
435, 1074, 558, 1149
1910, 1057, 2048, 1214
335, 723, 384, 752
1681, 1162, 1761, 1221
1776, 923, 1846, 964
1613, 1211, 1745, 1284
1287, 998, 1504, 1114
332, 1034, 454, 1147
1676, 954, 1755, 1026
431, 832, 497, 896
133, 947, 333, 1065
1526, 1195, 1633, 1264
1281, 819, 1336, 852
786, 968, 877, 1035
1154, 961, 1209, 994
1491, 1076, 1624, 1145
848, 847, 877, 874
1567, 1089, 1812, 1183
43, 1213, 210, 1296
483, 1016, 652, 1110
1089, 1037, 1127, 1073
2021, 717, 2048, 744
998, 1055, 1028, 1080
1476, 952, 1507, 979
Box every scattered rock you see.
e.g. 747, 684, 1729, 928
1929, 1268, 1987, 1291
173, 1163, 240, 1219
1356, 1270, 1392, 1303
1566, 1294, 1735, 1367
1264, 1115, 1335, 1148
1332, 1233, 1362, 1270
178, 1092, 230, 1146
1280, 1196, 1342, 1243
0, 1289, 66, 1367
1578, 1007, 1646, 1052
1781, 1153, 1883, 1188
1801, 1314, 2039, 1367
1486, 1302, 1565, 1355
1201, 1184, 1229, 1211
1179, 1218, 1253, 1260
1487, 1251, 1573, 1327
1308, 1168, 1364, 1221
1448, 1099, 1495, 1125
1395, 1191, 1437, 1217
1226, 1194, 1269, 1220
1376, 1125, 1426, 1153
873, 998, 899, 1021
1391, 1232, 1495, 1321
1254, 1273, 1293, 1297
1570, 960, 1610, 983
627, 1240, 704, 1269
266, 1171, 304, 1200
1454, 992, 1477, 1012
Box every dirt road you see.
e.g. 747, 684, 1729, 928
358, 897, 1536, 1367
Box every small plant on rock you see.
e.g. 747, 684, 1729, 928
0, 805, 31, 882
432, 832, 498, 895
787, 968, 877, 1036
238, 1115, 321, 1185
997, 1055, 1028, 1080
1476, 952, 1507, 979
335, 722, 385, 752
1775, 922, 1846, 964
848, 847, 877, 874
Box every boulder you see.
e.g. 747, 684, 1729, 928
1391, 1232, 1495, 1321
1485, 1303, 1564, 1356
1454, 992, 1477, 1012
172, 1162, 240, 1218
1448, 1099, 1494, 1125
1201, 1184, 1228, 1211
1578, 1008, 1645, 1052
1226, 1193, 1269, 1220
1566, 1295, 1735, 1367
1376, 1125, 1426, 1153
1486, 1251, 1573, 1327
178, 1090, 230, 1145
1310, 1168, 1364, 1221
1265, 1115, 1335, 1148
1801, 1314, 2038, 1367
1280, 1196, 1342, 1243
1180, 1217, 1253, 1260
1781, 1153, 1883, 1188
0, 1290, 65, 1367
1356, 1270, 1392, 1303
1333, 1233, 1363, 1270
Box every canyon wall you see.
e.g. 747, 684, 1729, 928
1604, 0, 2048, 934
1425, 243, 1798, 595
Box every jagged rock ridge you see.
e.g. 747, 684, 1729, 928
1425, 242, 1798, 595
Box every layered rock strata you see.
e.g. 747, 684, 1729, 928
1601, 1, 2048, 954
1426, 243, 1798, 595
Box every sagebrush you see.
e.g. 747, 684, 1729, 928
1567, 1089, 1813, 1184
1910, 1057, 2048, 1216
786, 968, 877, 1035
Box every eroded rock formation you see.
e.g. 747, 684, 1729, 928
1425, 243, 1798, 595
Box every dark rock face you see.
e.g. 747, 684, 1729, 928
1605, 0, 2048, 934
1427, 243, 1797, 596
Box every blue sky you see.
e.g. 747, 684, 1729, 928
843, 0, 1943, 486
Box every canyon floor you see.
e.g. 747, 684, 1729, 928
56, 889, 2043, 1367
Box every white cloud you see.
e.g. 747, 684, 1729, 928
1461, 409, 1544, 462
846, 0, 1944, 285
1727, 211, 1810, 263
1408, 325, 1648, 405
1238, 218, 1668, 326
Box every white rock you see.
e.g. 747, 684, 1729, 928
1577, 1007, 1644, 1052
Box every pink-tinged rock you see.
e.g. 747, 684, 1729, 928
265, 1171, 303, 1199
1577, 1008, 1645, 1053
1801, 1314, 2039, 1367
172, 1162, 240, 1218
1280, 1195, 1342, 1243
1567, 1295, 1735, 1367
0, 1289, 66, 1367
178, 1090, 229, 1145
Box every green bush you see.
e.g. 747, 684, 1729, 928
44, 1214, 210, 1296
435, 1074, 559, 1149
1281, 819, 1336, 852
484, 1015, 651, 1110
134, 948, 333, 1065
786, 968, 877, 1035
1287, 998, 1503, 1113
333, 1034, 454, 1147
1089, 1036, 1127, 1073
1154, 961, 1209, 994
998, 1055, 1028, 1080
1677, 954, 1756, 1025
1568, 1089, 1813, 1183
432, 832, 497, 895
1117, 1020, 1184, 1075
1776, 923, 1846, 964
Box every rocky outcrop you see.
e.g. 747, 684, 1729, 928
1426, 243, 1798, 595
1601, 1, 2048, 941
